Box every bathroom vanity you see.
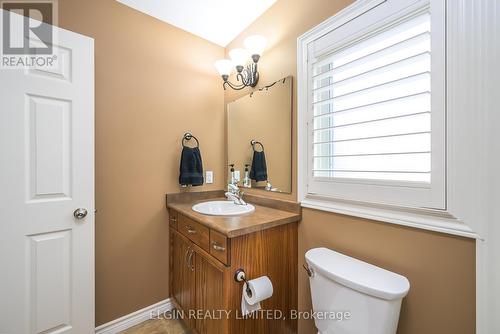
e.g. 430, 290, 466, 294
166, 190, 300, 334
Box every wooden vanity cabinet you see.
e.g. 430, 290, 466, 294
169, 210, 178, 229
169, 210, 298, 334
194, 252, 225, 334
170, 231, 196, 329
170, 225, 226, 334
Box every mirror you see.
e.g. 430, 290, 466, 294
227, 76, 292, 193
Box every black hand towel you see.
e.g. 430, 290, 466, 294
250, 150, 268, 182
179, 146, 204, 186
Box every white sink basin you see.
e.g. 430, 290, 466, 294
192, 200, 255, 216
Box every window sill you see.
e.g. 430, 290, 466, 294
301, 195, 478, 239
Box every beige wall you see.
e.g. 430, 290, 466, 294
57, 0, 225, 325
225, 1, 476, 333
227, 76, 292, 192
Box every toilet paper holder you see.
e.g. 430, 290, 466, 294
234, 268, 253, 298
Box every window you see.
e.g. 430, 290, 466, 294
299, 0, 446, 210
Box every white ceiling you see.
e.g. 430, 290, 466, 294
116, 0, 277, 47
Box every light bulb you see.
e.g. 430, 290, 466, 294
229, 48, 250, 68
244, 35, 267, 58
214, 59, 233, 76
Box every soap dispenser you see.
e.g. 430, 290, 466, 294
228, 164, 236, 190
243, 164, 251, 188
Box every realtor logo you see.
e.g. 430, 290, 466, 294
1, 1, 57, 68
2, 1, 53, 54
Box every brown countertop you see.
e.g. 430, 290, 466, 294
166, 190, 301, 238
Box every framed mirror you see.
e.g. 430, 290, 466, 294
227, 76, 292, 193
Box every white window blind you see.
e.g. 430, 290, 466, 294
301, 0, 446, 209
311, 11, 432, 184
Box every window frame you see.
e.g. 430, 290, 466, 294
297, 0, 476, 238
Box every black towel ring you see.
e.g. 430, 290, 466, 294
250, 140, 264, 152
182, 133, 199, 148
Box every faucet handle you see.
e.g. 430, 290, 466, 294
238, 191, 247, 206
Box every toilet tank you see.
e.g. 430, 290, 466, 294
305, 248, 410, 334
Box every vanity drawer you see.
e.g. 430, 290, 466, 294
178, 215, 209, 251
210, 230, 230, 265
169, 210, 178, 229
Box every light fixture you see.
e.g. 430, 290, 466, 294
244, 35, 267, 62
214, 35, 267, 90
214, 59, 233, 77
229, 48, 250, 70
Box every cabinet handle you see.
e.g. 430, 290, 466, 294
185, 225, 197, 234
184, 248, 190, 266
212, 242, 226, 252
170, 217, 177, 222
187, 250, 195, 271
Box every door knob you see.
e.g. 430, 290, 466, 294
73, 208, 88, 219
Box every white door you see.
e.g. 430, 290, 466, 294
0, 18, 95, 334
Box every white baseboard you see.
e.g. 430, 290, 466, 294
95, 298, 173, 334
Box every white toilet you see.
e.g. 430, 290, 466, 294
305, 248, 410, 334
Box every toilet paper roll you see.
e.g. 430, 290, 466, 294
241, 276, 274, 316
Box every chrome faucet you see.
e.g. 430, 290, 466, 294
226, 184, 247, 206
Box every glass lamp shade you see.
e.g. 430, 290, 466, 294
214, 59, 233, 76
229, 48, 250, 67
244, 35, 267, 56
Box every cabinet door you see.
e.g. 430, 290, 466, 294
171, 231, 196, 328
195, 253, 225, 334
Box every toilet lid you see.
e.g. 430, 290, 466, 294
305, 247, 410, 300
